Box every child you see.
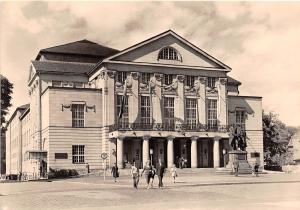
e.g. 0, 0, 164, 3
170, 164, 178, 183
254, 162, 259, 177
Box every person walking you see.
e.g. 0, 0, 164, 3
254, 162, 259, 177
233, 158, 239, 177
131, 162, 139, 189
156, 158, 165, 189
170, 164, 177, 183
148, 165, 156, 189
111, 163, 119, 182
141, 161, 151, 189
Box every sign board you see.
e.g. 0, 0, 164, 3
150, 149, 153, 155
101, 153, 108, 160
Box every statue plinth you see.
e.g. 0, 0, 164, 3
226, 150, 252, 174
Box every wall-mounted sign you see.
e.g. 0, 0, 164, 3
55, 153, 68, 159
101, 153, 108, 160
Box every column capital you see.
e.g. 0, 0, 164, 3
176, 75, 185, 82
214, 136, 222, 141
107, 70, 116, 78
142, 135, 151, 141
166, 135, 175, 141
154, 73, 163, 81
117, 135, 125, 140
198, 76, 206, 84
191, 136, 199, 141
219, 77, 227, 85
131, 72, 140, 80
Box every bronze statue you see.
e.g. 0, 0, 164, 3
230, 125, 247, 151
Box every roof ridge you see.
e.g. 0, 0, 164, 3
32, 60, 95, 66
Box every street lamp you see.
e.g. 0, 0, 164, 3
150, 149, 153, 166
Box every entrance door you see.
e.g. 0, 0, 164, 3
149, 138, 166, 167
198, 139, 214, 168
174, 138, 191, 168
123, 138, 142, 168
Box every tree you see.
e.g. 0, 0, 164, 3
263, 111, 294, 167
1, 74, 13, 126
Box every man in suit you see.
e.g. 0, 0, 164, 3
156, 158, 165, 188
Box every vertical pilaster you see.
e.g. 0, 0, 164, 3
129, 72, 140, 124
175, 75, 185, 128
116, 136, 124, 169
218, 78, 227, 126
191, 136, 198, 168
142, 135, 150, 168
152, 73, 163, 124
167, 135, 174, 168
213, 137, 220, 168
197, 77, 206, 125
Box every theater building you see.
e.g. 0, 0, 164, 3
6, 30, 263, 178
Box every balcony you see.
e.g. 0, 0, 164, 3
108, 122, 229, 133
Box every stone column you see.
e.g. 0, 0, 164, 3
117, 136, 124, 169
142, 135, 150, 168
191, 136, 198, 168
167, 136, 174, 168
213, 137, 220, 168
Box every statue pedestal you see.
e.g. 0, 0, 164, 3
226, 150, 252, 174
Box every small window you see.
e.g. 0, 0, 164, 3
186, 76, 196, 87
251, 152, 260, 158
72, 104, 84, 127
207, 77, 216, 88
72, 145, 85, 163
52, 81, 62, 87
116, 71, 128, 84
55, 153, 68, 159
236, 110, 246, 130
140, 73, 152, 84
158, 47, 181, 61
164, 74, 174, 85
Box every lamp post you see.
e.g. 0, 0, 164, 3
150, 149, 153, 166
222, 149, 227, 168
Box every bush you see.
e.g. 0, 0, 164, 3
48, 168, 79, 179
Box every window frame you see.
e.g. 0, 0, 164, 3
207, 99, 218, 129
235, 109, 246, 130
116, 71, 128, 84
164, 74, 174, 86
163, 97, 175, 129
207, 77, 217, 88
72, 104, 85, 128
116, 95, 129, 126
158, 47, 181, 61
72, 145, 85, 164
185, 98, 197, 130
140, 96, 151, 125
185, 76, 196, 87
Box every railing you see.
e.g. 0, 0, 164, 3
108, 122, 229, 133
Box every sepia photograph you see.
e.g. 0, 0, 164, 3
0, 1, 300, 210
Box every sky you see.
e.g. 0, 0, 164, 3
0, 1, 300, 126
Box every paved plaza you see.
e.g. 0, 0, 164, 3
1, 172, 300, 210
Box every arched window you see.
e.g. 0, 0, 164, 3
158, 47, 181, 61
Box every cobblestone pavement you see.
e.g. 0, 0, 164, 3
0, 172, 300, 210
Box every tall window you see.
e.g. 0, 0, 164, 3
158, 47, 180, 60
140, 73, 152, 84
116, 71, 128, 84
72, 145, 85, 163
140, 96, 151, 125
186, 76, 196, 87
164, 97, 175, 130
207, 99, 217, 129
164, 74, 174, 85
72, 104, 84, 127
186, 98, 197, 130
117, 95, 129, 127
207, 77, 217, 88
236, 110, 246, 130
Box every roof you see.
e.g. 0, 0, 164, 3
31, 60, 95, 75
227, 76, 241, 86
88, 30, 231, 76
6, 104, 30, 125
38, 39, 119, 57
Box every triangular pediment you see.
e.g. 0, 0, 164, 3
104, 30, 231, 71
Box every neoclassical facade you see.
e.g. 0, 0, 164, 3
6, 30, 263, 179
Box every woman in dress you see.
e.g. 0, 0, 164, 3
111, 163, 119, 182
131, 162, 139, 189
170, 164, 177, 183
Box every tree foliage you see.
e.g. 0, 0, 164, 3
1, 74, 13, 126
263, 111, 294, 166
